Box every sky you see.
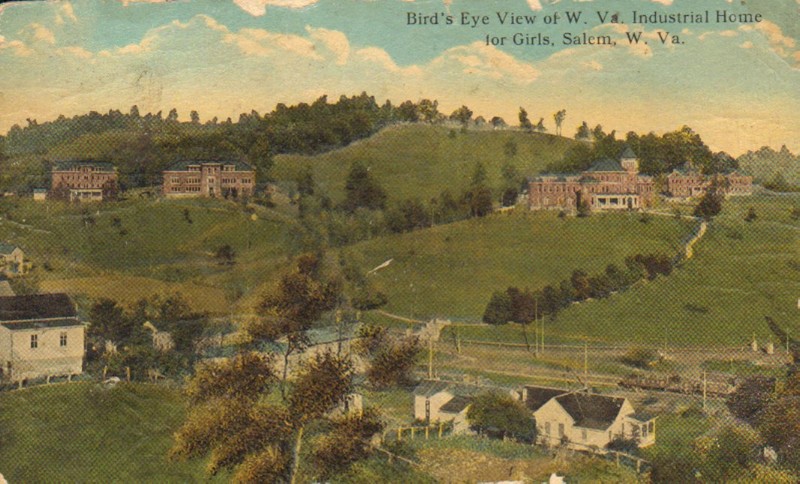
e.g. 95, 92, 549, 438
0, 0, 798, 155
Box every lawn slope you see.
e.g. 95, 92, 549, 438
273, 124, 577, 202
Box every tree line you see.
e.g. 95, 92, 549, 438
290, 158, 523, 251
483, 253, 673, 325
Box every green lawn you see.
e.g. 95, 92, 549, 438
355, 209, 689, 320
273, 124, 577, 203
0, 197, 293, 314
0, 382, 227, 483
552, 193, 800, 346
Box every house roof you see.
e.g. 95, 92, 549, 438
0, 243, 19, 255
628, 412, 656, 423
1, 318, 83, 330
53, 160, 116, 172
555, 392, 627, 430
165, 160, 255, 172
523, 386, 567, 411
619, 146, 637, 159
439, 395, 472, 414
585, 158, 625, 173
0, 293, 77, 322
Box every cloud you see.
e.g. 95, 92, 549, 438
232, 0, 318, 16
56, 2, 78, 24
431, 42, 539, 82
306, 26, 349, 65
28, 23, 56, 44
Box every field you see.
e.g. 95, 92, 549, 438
362, 193, 800, 348
273, 124, 577, 203
0, 197, 294, 314
553, 193, 800, 346
356, 209, 691, 320
0, 382, 227, 482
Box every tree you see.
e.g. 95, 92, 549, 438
534, 118, 546, 133
417, 99, 439, 123
355, 323, 420, 388
167, 108, 179, 122
247, 253, 342, 399
449, 105, 473, 127
467, 391, 536, 442
693, 184, 724, 220
727, 376, 775, 425
342, 162, 387, 212
129, 105, 140, 118
575, 121, 590, 140
88, 298, 129, 345
553, 109, 566, 136
490, 116, 507, 129
518, 107, 532, 132
483, 291, 512, 325
744, 207, 757, 222
215, 244, 236, 265
464, 162, 493, 217
172, 349, 377, 483
190, 110, 200, 124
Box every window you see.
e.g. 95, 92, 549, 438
545, 422, 551, 435
60, 332, 68, 347
30, 334, 38, 349
425, 399, 430, 421
558, 423, 564, 438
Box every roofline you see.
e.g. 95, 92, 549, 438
0, 316, 80, 324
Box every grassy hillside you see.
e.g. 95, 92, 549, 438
400, 193, 799, 347
0, 197, 294, 314
0, 383, 227, 482
273, 124, 578, 203
551, 193, 800, 346
353, 209, 690, 320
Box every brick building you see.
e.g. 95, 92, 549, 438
667, 168, 753, 199
528, 148, 655, 212
162, 160, 255, 198
51, 161, 118, 202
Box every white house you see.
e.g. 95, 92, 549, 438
0, 293, 86, 382
413, 380, 476, 434
521, 386, 656, 450
0, 243, 26, 277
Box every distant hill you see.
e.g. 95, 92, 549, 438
738, 145, 800, 185
273, 124, 578, 203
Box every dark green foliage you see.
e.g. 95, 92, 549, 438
726, 376, 776, 425
763, 172, 800, 192
386, 199, 431, 233
575, 121, 591, 140
483, 291, 512, 325
744, 207, 757, 222
518, 107, 532, 132
342, 162, 387, 212
214, 244, 236, 265
466, 391, 536, 442
363, 334, 421, 389
312, 408, 384, 479
693, 186, 724, 219
185, 352, 276, 405
449, 105, 473, 126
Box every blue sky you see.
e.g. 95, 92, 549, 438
0, 0, 798, 154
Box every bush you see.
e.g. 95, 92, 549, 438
620, 348, 659, 369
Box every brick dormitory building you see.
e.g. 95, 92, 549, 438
162, 160, 256, 198
528, 147, 655, 212
51, 161, 118, 202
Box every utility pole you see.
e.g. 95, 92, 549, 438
584, 342, 588, 381
428, 337, 434, 380
702, 370, 707, 412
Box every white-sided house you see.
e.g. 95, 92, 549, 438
0, 293, 85, 382
522, 386, 656, 450
0, 243, 26, 277
413, 380, 475, 434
